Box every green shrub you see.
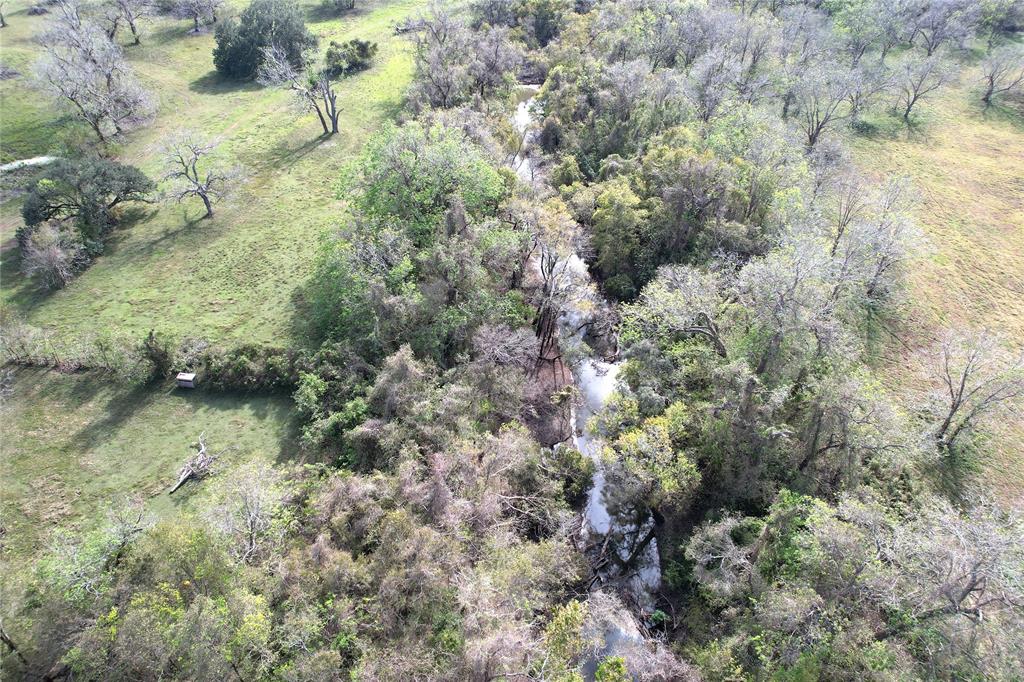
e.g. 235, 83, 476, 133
351, 122, 510, 247
324, 39, 378, 76
595, 656, 630, 682
213, 0, 316, 79
204, 344, 302, 391
551, 154, 582, 188
21, 157, 154, 255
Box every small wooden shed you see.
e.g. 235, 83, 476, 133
176, 372, 197, 389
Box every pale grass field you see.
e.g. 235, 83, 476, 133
852, 72, 1024, 506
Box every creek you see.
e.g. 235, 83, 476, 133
512, 87, 662, 608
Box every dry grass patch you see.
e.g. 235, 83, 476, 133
852, 72, 1024, 505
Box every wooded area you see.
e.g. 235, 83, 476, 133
1, 0, 1023, 679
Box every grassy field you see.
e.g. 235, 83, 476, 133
0, 367, 296, 559
851, 67, 1024, 506
0, 0, 425, 345
0, 0, 426, 564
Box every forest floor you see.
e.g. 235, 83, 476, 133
0, 0, 423, 345
851, 68, 1024, 506
0, 0, 425, 563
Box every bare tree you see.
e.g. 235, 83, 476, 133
96, 0, 124, 40
823, 176, 923, 309
926, 331, 1024, 454
472, 324, 539, 369
102, 0, 153, 44
257, 46, 340, 135
895, 53, 954, 122
34, 0, 154, 142
911, 0, 979, 56
208, 461, 284, 562
172, 0, 221, 33
162, 132, 233, 219
888, 499, 1024, 674
823, 172, 870, 255
467, 25, 522, 99
686, 514, 762, 599
845, 63, 892, 125
736, 237, 837, 377
981, 45, 1024, 108
514, 199, 589, 358
868, 0, 918, 63
851, 179, 923, 306
687, 47, 741, 123
776, 4, 834, 117
792, 61, 856, 147
20, 222, 85, 289
411, 3, 472, 108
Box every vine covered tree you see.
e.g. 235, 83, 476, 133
21, 157, 154, 250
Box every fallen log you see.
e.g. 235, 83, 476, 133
0, 625, 29, 669
169, 432, 217, 494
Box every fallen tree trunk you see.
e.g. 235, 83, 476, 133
169, 432, 216, 494
0, 625, 29, 669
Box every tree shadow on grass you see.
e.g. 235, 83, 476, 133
285, 278, 317, 347
274, 411, 304, 464
68, 380, 162, 453
370, 93, 407, 124
3, 206, 162, 306
181, 387, 300, 463
0, 238, 63, 313
143, 22, 214, 49
101, 204, 161, 248
974, 95, 1024, 133
263, 132, 333, 169
307, 4, 367, 24
189, 70, 262, 95
106, 204, 223, 261
137, 387, 299, 506
852, 109, 934, 143
928, 447, 983, 508
306, 0, 395, 26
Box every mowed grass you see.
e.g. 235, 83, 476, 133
0, 367, 296, 560
0, 0, 426, 345
851, 67, 1024, 505
0, 0, 425, 564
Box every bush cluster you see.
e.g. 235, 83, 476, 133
323, 38, 378, 75
17, 158, 154, 288
213, 0, 315, 79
